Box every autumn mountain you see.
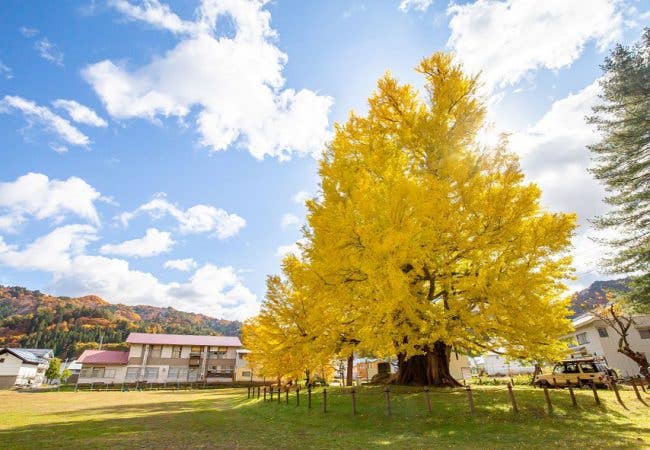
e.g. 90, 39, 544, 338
0, 285, 241, 360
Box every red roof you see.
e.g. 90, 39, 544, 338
77, 350, 129, 365
126, 332, 242, 347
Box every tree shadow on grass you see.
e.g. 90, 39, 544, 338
3, 389, 648, 449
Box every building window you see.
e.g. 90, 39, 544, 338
144, 367, 159, 381
168, 367, 188, 381
171, 346, 182, 358
188, 369, 200, 381
126, 367, 140, 380
150, 345, 162, 358
190, 346, 202, 355
242, 371, 251, 378
597, 327, 609, 338
639, 328, 650, 339
0, 358, 4, 363
575, 332, 589, 345
210, 346, 227, 358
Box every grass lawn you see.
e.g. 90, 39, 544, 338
1, 385, 649, 449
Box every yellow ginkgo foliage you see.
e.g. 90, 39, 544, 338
244, 52, 576, 386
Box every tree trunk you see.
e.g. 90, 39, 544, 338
396, 341, 461, 386
346, 354, 354, 386
619, 346, 650, 385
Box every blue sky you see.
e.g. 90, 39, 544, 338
0, 0, 648, 320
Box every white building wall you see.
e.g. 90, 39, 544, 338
484, 354, 535, 376
77, 365, 128, 384
161, 345, 172, 358
569, 315, 650, 378
129, 344, 142, 358
0, 353, 24, 376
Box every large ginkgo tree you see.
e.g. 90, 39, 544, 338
244, 53, 576, 386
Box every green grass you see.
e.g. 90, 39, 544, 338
1, 385, 649, 449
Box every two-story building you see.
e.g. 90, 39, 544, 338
76, 332, 262, 385
567, 313, 650, 378
124, 332, 243, 383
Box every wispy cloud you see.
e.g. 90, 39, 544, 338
0, 60, 12, 79
53, 99, 108, 127
398, 0, 433, 13
0, 95, 90, 147
35, 38, 64, 66
19, 26, 39, 37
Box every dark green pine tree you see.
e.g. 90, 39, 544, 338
588, 28, 650, 311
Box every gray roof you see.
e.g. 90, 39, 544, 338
2, 348, 53, 365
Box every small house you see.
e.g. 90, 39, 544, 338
0, 348, 53, 388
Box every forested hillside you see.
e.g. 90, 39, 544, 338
0, 286, 242, 359
569, 278, 630, 318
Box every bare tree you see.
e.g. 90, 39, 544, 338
592, 303, 649, 385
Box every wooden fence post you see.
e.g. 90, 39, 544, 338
632, 380, 644, 403
323, 388, 327, 413
591, 380, 601, 405
296, 386, 300, 406
285, 387, 289, 405
277, 387, 281, 404
608, 379, 626, 408
263, 386, 267, 401
247, 386, 251, 398
507, 383, 518, 414
465, 385, 475, 415
424, 387, 431, 413
543, 385, 553, 415
308, 386, 312, 409
257, 386, 260, 398
567, 381, 577, 407
639, 376, 647, 393
384, 386, 391, 416
351, 388, 356, 415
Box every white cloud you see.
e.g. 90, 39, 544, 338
52, 99, 108, 127
52, 257, 258, 320
164, 258, 198, 271
0, 95, 90, 147
0, 224, 97, 273
0, 60, 12, 80
19, 26, 39, 37
0, 225, 258, 319
35, 37, 64, 66
84, 0, 332, 160
110, 0, 197, 34
275, 238, 307, 258
343, 3, 366, 19
399, 0, 433, 13
119, 193, 245, 239
0, 173, 104, 232
280, 213, 300, 230
447, 0, 623, 90
292, 190, 310, 205
509, 79, 612, 286
510, 79, 604, 227
100, 227, 174, 257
